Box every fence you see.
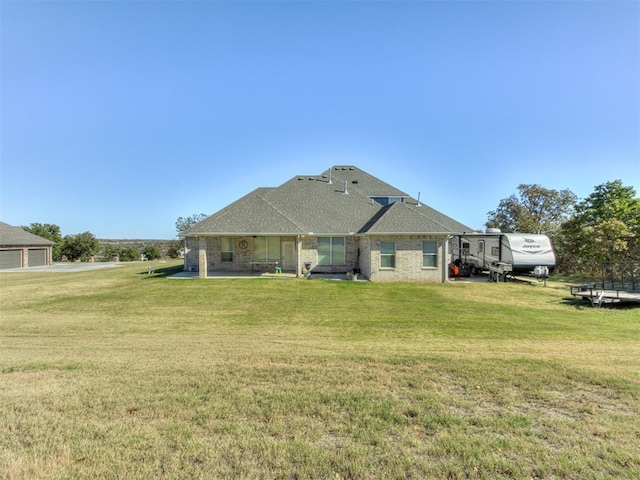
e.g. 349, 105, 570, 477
601, 261, 639, 292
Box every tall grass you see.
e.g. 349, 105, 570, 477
1, 261, 638, 479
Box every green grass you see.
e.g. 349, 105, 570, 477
1, 261, 639, 479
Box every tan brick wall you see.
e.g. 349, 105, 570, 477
368, 235, 446, 283
299, 236, 359, 274
184, 238, 199, 272
184, 234, 448, 282
185, 235, 298, 274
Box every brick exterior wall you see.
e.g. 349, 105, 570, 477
183, 234, 448, 282
299, 236, 360, 274
367, 235, 446, 283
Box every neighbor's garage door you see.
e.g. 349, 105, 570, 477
28, 248, 47, 267
0, 250, 22, 269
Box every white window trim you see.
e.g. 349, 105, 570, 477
422, 241, 438, 269
380, 241, 396, 269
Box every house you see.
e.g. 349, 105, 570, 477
0, 221, 55, 269
182, 166, 474, 282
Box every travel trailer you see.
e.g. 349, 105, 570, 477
450, 230, 556, 276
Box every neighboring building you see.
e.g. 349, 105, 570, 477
0, 221, 55, 269
182, 166, 474, 282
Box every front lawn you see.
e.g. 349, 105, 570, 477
1, 261, 638, 479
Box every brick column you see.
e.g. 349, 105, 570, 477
198, 237, 208, 278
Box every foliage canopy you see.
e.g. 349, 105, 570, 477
22, 223, 63, 260
486, 184, 576, 236
60, 231, 100, 262
176, 213, 207, 235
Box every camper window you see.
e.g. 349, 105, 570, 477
491, 246, 499, 256
462, 242, 470, 254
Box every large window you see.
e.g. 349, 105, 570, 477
221, 237, 234, 262
318, 237, 345, 265
380, 241, 396, 268
422, 241, 438, 268
253, 237, 280, 262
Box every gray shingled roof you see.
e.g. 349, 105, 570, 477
0, 221, 55, 246
360, 202, 474, 234
184, 165, 473, 236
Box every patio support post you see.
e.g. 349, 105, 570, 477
198, 237, 208, 278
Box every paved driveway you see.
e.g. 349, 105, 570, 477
0, 262, 125, 273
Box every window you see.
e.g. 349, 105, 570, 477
491, 246, 499, 257
380, 241, 395, 268
253, 237, 280, 262
422, 241, 438, 268
318, 237, 345, 265
221, 237, 234, 262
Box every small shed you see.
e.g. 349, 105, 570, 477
0, 221, 55, 269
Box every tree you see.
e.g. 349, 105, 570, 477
61, 232, 100, 262
119, 247, 141, 262
487, 184, 577, 236
142, 244, 162, 260
22, 223, 63, 260
102, 244, 120, 262
166, 240, 183, 258
176, 214, 207, 236
558, 180, 639, 276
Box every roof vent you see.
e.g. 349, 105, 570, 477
328, 169, 332, 184
416, 192, 422, 207
342, 181, 349, 194
352, 180, 358, 184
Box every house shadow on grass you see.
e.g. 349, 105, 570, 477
139, 264, 185, 279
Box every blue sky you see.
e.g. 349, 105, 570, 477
1, 0, 638, 239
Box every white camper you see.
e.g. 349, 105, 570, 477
451, 230, 556, 275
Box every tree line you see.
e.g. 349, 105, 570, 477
20, 224, 184, 262
486, 180, 639, 277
